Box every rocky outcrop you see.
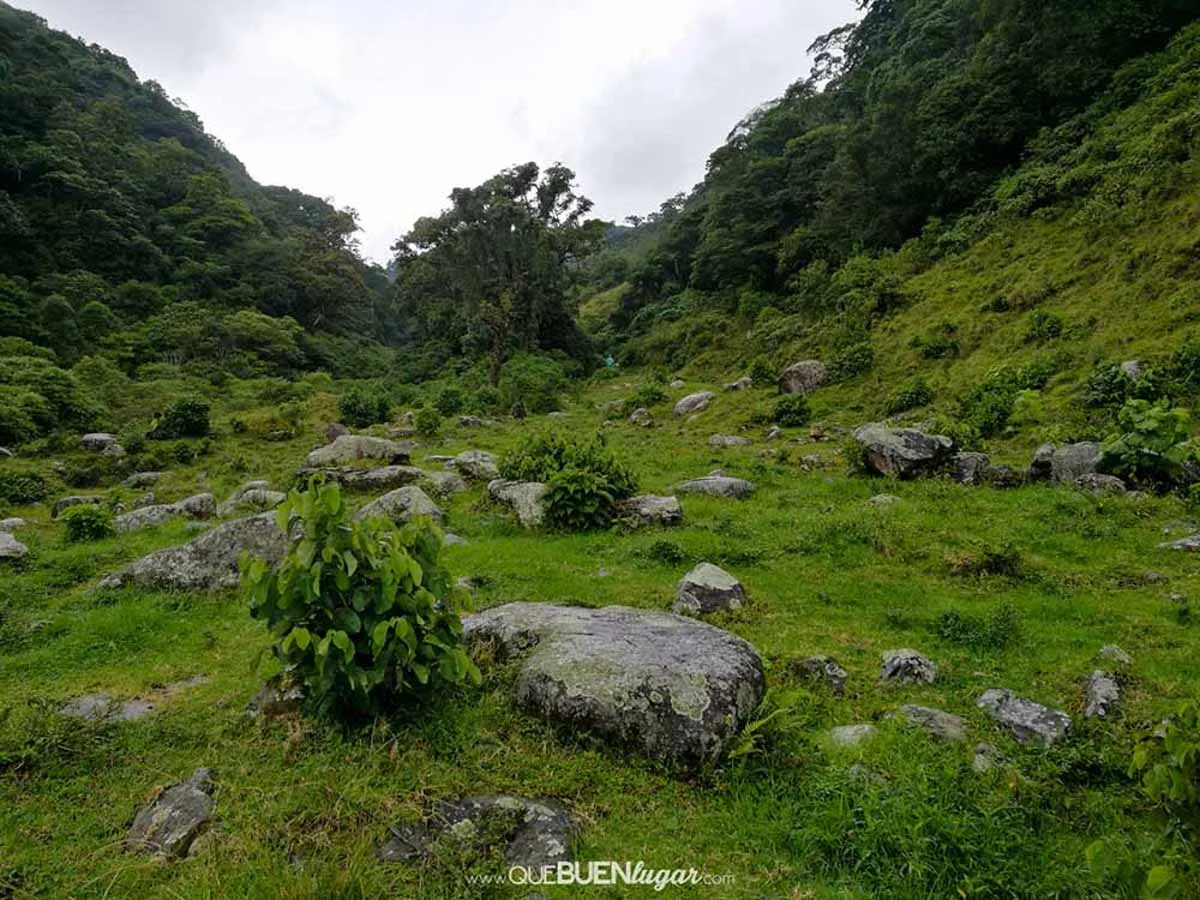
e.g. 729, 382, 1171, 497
115, 493, 215, 533
780, 360, 826, 395
304, 434, 413, 468
674, 391, 716, 417
355, 486, 444, 524
452, 450, 500, 482
488, 480, 548, 528
976, 689, 1071, 745
463, 603, 765, 766
677, 474, 756, 499
619, 494, 682, 526
881, 649, 937, 685
853, 425, 955, 479
675, 563, 746, 615
98, 513, 287, 593
125, 769, 217, 858
1159, 533, 1200, 551
299, 465, 425, 491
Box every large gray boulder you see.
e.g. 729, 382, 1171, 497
976, 689, 1072, 745
1029, 442, 1101, 484
780, 360, 827, 395
674, 391, 715, 417
675, 563, 745, 615
619, 495, 682, 526
488, 479, 548, 528
98, 512, 287, 593
677, 474, 756, 499
81, 432, 118, 452
0, 532, 28, 562
853, 424, 955, 479
299, 465, 424, 491
304, 434, 412, 468
453, 450, 500, 482
463, 603, 765, 766
115, 493, 216, 534
355, 486, 444, 524
125, 769, 216, 858
377, 795, 574, 868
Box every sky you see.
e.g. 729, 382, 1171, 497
24, 0, 859, 263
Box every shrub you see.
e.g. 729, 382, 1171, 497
828, 342, 875, 380
434, 386, 465, 417
499, 353, 567, 414
501, 430, 637, 495
153, 398, 211, 439
910, 323, 960, 359
748, 356, 776, 386
1131, 700, 1200, 835
1101, 399, 1198, 490
773, 394, 812, 428
544, 468, 618, 532
625, 380, 667, 413
61, 505, 115, 543
1024, 310, 1064, 343
884, 378, 934, 416
414, 406, 442, 437
243, 482, 479, 718
467, 387, 501, 414
0, 470, 49, 505
958, 375, 1019, 439
337, 385, 392, 428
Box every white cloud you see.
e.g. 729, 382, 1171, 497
24, 0, 859, 262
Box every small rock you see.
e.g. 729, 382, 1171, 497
765, 427, 782, 441
421, 471, 468, 497
123, 472, 163, 488
897, 705, 966, 742
1084, 671, 1121, 719
488, 479, 548, 528
299, 465, 424, 492
1098, 645, 1133, 666
102, 443, 126, 460
881, 649, 937, 685
724, 376, 752, 392
868, 494, 900, 506
0, 446, 12, 458
1120, 360, 1143, 381
453, 450, 500, 482
619, 495, 682, 526
443, 533, 468, 547
0, 533, 29, 561
355, 486, 444, 524
675, 562, 745, 615
1074, 473, 1126, 495
458, 415, 482, 428
972, 742, 1006, 773
61, 693, 156, 722
669, 379, 686, 389
780, 360, 827, 395
629, 407, 654, 427
1159, 533, 1200, 551
81, 433, 118, 452
125, 769, 216, 858
829, 724, 876, 747
132, 492, 157, 510
305, 435, 412, 468
677, 474, 756, 499
976, 688, 1072, 745
794, 656, 847, 695
674, 391, 715, 417
709, 434, 752, 449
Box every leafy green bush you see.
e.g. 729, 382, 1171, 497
957, 375, 1019, 439
0, 469, 49, 505
884, 378, 934, 416
827, 342, 875, 381
337, 385, 392, 428
625, 380, 667, 413
61, 505, 115, 543
153, 398, 211, 439
467, 387, 501, 414
748, 356, 776, 386
1131, 701, 1200, 835
544, 468, 617, 532
434, 386, 465, 417
499, 353, 567, 414
414, 406, 442, 437
243, 482, 479, 718
773, 394, 812, 428
1101, 400, 1198, 489
1024, 310, 1064, 343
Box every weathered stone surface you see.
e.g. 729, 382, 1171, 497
1159, 533, 1200, 551
61, 693, 157, 722
123, 472, 163, 488
1030, 442, 1102, 484
98, 512, 287, 593
1098, 644, 1133, 666
780, 360, 827, 395
1084, 670, 1121, 719
829, 724, 876, 747
81, 432, 118, 452
619, 494, 682, 526
378, 796, 575, 868
674, 391, 715, 417
323, 422, 350, 443
463, 603, 765, 766
299, 465, 424, 491
0, 517, 26, 533
669, 379, 686, 389
355, 486, 444, 524
444, 533, 468, 547
421, 471, 468, 497
794, 656, 847, 695
488, 479, 548, 528
675, 562, 745, 615
458, 415, 482, 428
52, 495, 103, 518
853, 424, 955, 479
868, 494, 900, 506
125, 769, 216, 858
132, 492, 158, 510
976, 688, 1072, 745
725, 376, 753, 392
0, 532, 29, 562
881, 649, 937, 685
115, 493, 215, 533
305, 434, 412, 468
973, 742, 1006, 773
246, 678, 304, 719
0, 446, 12, 458
453, 450, 500, 482
1074, 473, 1126, 494
1028, 444, 1055, 482
629, 407, 653, 427
102, 442, 126, 459
677, 474, 756, 499
897, 705, 966, 742
217, 487, 287, 518
709, 434, 752, 448
950, 452, 991, 486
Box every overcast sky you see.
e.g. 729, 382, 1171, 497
24, 0, 858, 263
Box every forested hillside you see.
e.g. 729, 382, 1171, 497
0, 2, 391, 379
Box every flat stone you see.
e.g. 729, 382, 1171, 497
677, 475, 756, 499
1084, 670, 1121, 719
829, 724, 876, 747
453, 450, 500, 482
114, 493, 215, 533
629, 408, 653, 427
81, 433, 118, 452
897, 705, 966, 742
674, 391, 715, 417
881, 649, 937, 684
669, 380, 686, 389
725, 377, 753, 392
125, 769, 216, 858
61, 693, 157, 722
709, 435, 752, 448
463, 603, 765, 767
619, 495, 682, 526
216, 488, 287, 518
1159, 533, 1200, 551
421, 471, 468, 496
488, 479, 548, 528
305, 434, 412, 468
443, 533, 468, 547
355, 486, 444, 524
976, 688, 1072, 745
298, 465, 424, 491
675, 562, 745, 615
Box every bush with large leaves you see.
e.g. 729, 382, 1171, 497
242, 481, 479, 718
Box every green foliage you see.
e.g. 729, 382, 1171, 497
544, 468, 618, 532
337, 385, 392, 428
414, 407, 442, 438
0, 356, 102, 443
0, 699, 113, 776
625, 379, 667, 413
884, 379, 934, 416
433, 387, 465, 417
947, 542, 1024, 579
1132, 701, 1200, 834
498, 354, 569, 415
61, 505, 115, 543
152, 398, 211, 440
827, 342, 875, 381
1024, 310, 1065, 343
0, 469, 49, 505
1102, 401, 1198, 489
933, 603, 1021, 650
772, 394, 812, 428
748, 355, 776, 386
243, 482, 479, 718
500, 430, 637, 514
911, 323, 961, 360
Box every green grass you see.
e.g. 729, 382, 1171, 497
1, 382, 1198, 897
